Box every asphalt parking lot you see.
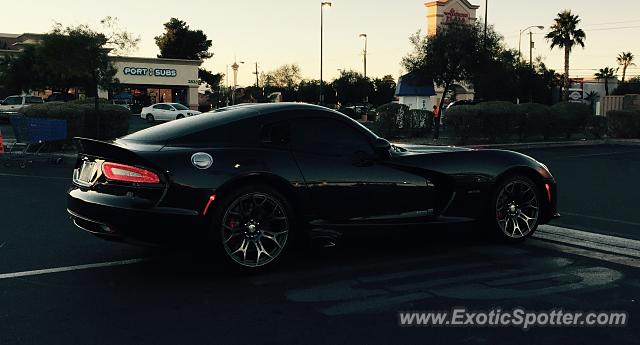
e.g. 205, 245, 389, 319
0, 143, 639, 344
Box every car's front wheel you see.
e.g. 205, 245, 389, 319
491, 175, 541, 242
176, 114, 185, 119
212, 185, 294, 269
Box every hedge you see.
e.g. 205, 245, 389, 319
19, 101, 131, 141
475, 101, 521, 143
444, 101, 598, 144
550, 102, 592, 139
518, 103, 552, 140
443, 105, 482, 144
373, 103, 433, 138
607, 110, 640, 138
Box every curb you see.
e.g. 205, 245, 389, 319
465, 140, 606, 150
466, 139, 640, 150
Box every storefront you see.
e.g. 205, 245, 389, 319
103, 56, 201, 112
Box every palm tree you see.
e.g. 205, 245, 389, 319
617, 52, 635, 82
594, 67, 618, 96
546, 10, 586, 101
585, 90, 600, 114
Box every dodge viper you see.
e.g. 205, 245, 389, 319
67, 103, 558, 269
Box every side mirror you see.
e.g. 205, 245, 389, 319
374, 138, 392, 159
375, 138, 391, 150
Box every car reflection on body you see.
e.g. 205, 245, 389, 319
67, 103, 558, 270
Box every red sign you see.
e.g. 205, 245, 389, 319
444, 8, 470, 24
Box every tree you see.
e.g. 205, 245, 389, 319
262, 64, 303, 89
617, 52, 635, 82
155, 18, 222, 96
370, 75, 397, 106
331, 70, 373, 106
585, 90, 599, 114
155, 18, 212, 60
198, 68, 223, 91
402, 22, 494, 118
546, 10, 586, 101
594, 67, 618, 96
613, 76, 640, 95
0, 45, 41, 95
0, 21, 137, 111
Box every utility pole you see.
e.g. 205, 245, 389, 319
530, 31, 534, 102
483, 0, 488, 50
320, 2, 332, 105
529, 31, 534, 69
253, 62, 259, 88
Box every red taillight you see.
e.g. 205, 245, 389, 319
102, 162, 160, 184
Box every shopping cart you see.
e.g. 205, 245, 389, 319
5, 116, 67, 168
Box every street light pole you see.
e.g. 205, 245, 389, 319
518, 25, 545, 61
359, 33, 367, 79
320, 2, 332, 105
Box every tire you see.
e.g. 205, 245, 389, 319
176, 114, 185, 119
489, 175, 541, 243
145, 114, 155, 123
210, 184, 295, 270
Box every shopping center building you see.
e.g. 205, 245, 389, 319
0, 33, 201, 111
106, 56, 201, 111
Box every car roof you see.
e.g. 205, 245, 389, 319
122, 103, 362, 143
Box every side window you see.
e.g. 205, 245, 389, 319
291, 117, 373, 157
154, 104, 168, 110
6, 97, 22, 105
26, 96, 43, 104
260, 122, 291, 147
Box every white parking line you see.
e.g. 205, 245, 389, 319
530, 225, 640, 267
0, 226, 638, 280
0, 258, 150, 280
559, 212, 640, 227
564, 150, 640, 159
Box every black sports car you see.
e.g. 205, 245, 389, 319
67, 103, 558, 269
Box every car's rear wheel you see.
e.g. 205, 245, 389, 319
212, 185, 294, 269
145, 114, 154, 123
491, 176, 541, 242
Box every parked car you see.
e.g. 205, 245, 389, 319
140, 103, 201, 122
46, 92, 76, 102
110, 99, 132, 111
68, 103, 559, 270
445, 99, 484, 111
0, 95, 44, 112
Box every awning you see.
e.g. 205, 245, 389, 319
395, 71, 436, 97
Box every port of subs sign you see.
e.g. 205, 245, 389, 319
123, 67, 178, 78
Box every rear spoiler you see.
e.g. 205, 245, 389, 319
74, 137, 163, 168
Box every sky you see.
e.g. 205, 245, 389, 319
2, 0, 640, 86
